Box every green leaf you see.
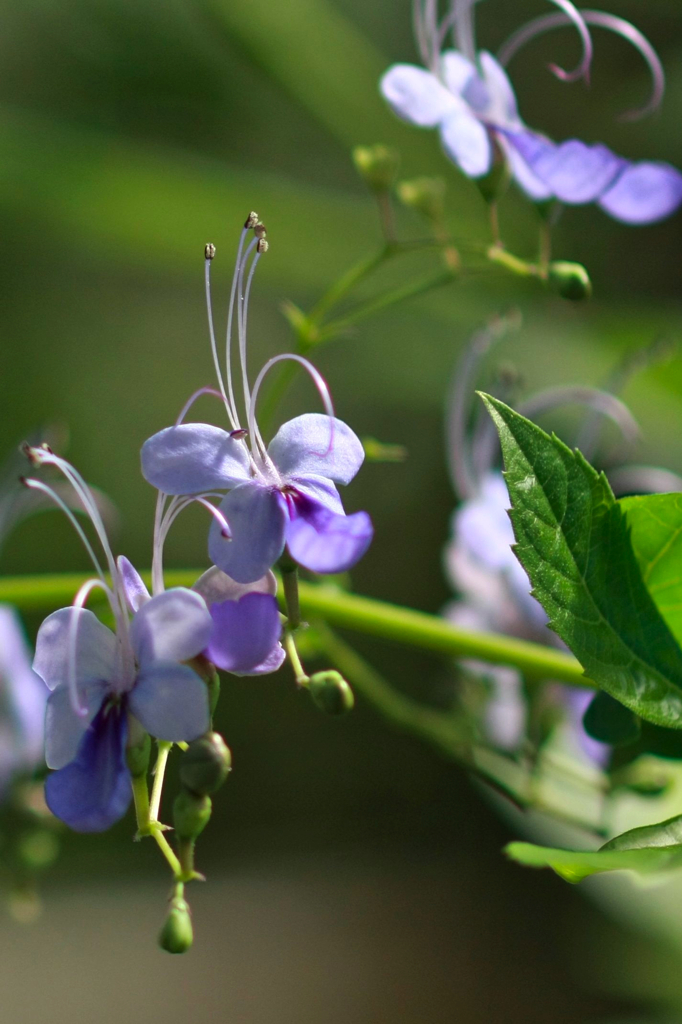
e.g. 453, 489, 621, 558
582, 690, 641, 746
621, 493, 682, 646
480, 394, 682, 729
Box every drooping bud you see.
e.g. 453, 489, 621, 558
547, 261, 592, 301
173, 791, 212, 841
352, 144, 400, 192
179, 733, 232, 796
308, 670, 355, 716
204, 243, 216, 261
158, 895, 193, 954
397, 177, 446, 223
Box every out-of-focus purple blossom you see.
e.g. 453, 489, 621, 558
0, 606, 48, 792
381, 2, 682, 224
141, 218, 372, 584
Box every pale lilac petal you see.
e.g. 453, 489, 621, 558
477, 52, 521, 128
205, 593, 282, 674
141, 423, 251, 495
234, 644, 286, 678
268, 414, 365, 486
131, 588, 213, 667
193, 566, 277, 605
499, 133, 553, 201
439, 109, 492, 178
380, 63, 457, 127
285, 496, 373, 574
290, 474, 345, 515
44, 704, 130, 833
0, 606, 47, 768
453, 473, 515, 571
565, 687, 610, 767
512, 136, 625, 203
34, 608, 117, 691
44, 680, 109, 769
117, 556, 150, 612
441, 50, 477, 96
209, 483, 287, 585
598, 161, 682, 224
129, 663, 209, 742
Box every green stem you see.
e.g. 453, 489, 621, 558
0, 572, 591, 687
150, 742, 172, 823
130, 768, 183, 876
131, 773, 151, 833
153, 830, 183, 878
486, 245, 538, 279
283, 631, 309, 686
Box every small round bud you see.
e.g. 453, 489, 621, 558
396, 177, 446, 222
204, 243, 216, 260
158, 896, 193, 954
308, 670, 355, 716
547, 261, 592, 301
180, 733, 232, 796
257, 238, 269, 254
173, 791, 212, 840
352, 144, 400, 192
244, 211, 259, 229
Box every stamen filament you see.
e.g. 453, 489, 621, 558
21, 478, 107, 582
175, 387, 226, 427
248, 353, 335, 464
237, 236, 260, 426
205, 257, 237, 430
225, 226, 251, 430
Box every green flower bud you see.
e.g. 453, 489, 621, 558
308, 671, 355, 716
179, 733, 232, 796
396, 177, 446, 222
173, 791, 212, 841
158, 896, 193, 955
352, 145, 400, 192
547, 261, 592, 301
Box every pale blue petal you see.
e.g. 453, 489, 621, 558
34, 608, 117, 692
289, 474, 345, 515
380, 63, 456, 127
598, 161, 682, 224
268, 414, 365, 486
440, 50, 476, 96
439, 110, 492, 178
286, 498, 373, 574
477, 52, 521, 130
44, 680, 109, 770
206, 593, 282, 674
209, 483, 287, 584
117, 556, 150, 612
513, 136, 625, 204
141, 423, 252, 495
129, 663, 209, 742
0, 606, 48, 768
193, 566, 277, 605
131, 588, 213, 667
500, 133, 553, 201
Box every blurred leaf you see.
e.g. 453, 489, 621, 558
481, 395, 682, 729
621, 493, 682, 645
582, 691, 641, 746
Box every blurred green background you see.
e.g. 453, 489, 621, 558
0, 0, 681, 1020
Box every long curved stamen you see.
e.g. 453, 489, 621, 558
452, 0, 478, 64
499, 10, 664, 120
237, 236, 261, 426
413, 0, 431, 68
205, 251, 238, 431
498, 1, 593, 85
154, 493, 231, 593
608, 466, 682, 497
226, 219, 256, 430
248, 354, 335, 466
516, 386, 639, 446
68, 578, 118, 716
175, 387, 226, 427
21, 477, 108, 582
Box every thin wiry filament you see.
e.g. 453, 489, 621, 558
608, 466, 682, 498
68, 579, 117, 716
498, 2, 593, 84
175, 386, 225, 427
205, 257, 237, 430
237, 237, 260, 426
451, 0, 477, 64
499, 9, 664, 121
225, 227, 251, 430
413, 0, 431, 68
248, 353, 335, 466
151, 490, 169, 597
156, 493, 230, 586
22, 478, 107, 582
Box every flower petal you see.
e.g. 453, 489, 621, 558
290, 474, 345, 515
476, 52, 521, 128
439, 109, 492, 178
512, 136, 625, 204
128, 663, 209, 742
44, 680, 109, 770
268, 414, 365, 486
440, 50, 477, 97
33, 608, 117, 692
193, 565, 277, 605
598, 161, 682, 225
0, 606, 48, 769
234, 643, 286, 678
131, 588, 213, 666
499, 133, 553, 201
380, 63, 457, 127
285, 497, 373, 574
209, 483, 287, 584
205, 592, 282, 674
44, 704, 130, 833
141, 423, 252, 495
117, 556, 150, 612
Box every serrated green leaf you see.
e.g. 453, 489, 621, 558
621, 493, 682, 646
480, 394, 682, 729
582, 690, 641, 746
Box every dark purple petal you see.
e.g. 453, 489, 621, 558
509, 135, 625, 203
33, 607, 117, 692
209, 482, 287, 584
268, 414, 365, 486
285, 494, 373, 574
141, 423, 251, 495
598, 161, 682, 224
205, 592, 282, 674
128, 663, 209, 742
44, 703, 130, 833
117, 556, 150, 612
131, 588, 213, 667
289, 474, 345, 515
45, 680, 109, 769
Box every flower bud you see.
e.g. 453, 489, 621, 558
352, 145, 400, 192
547, 261, 592, 301
158, 896, 193, 955
308, 671, 354, 716
396, 177, 446, 222
179, 733, 232, 796
173, 791, 212, 841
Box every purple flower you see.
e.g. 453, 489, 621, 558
141, 218, 373, 584
0, 606, 48, 791
381, 2, 682, 224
